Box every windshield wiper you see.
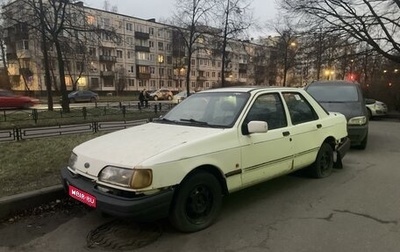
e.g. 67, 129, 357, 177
180, 118, 210, 126
155, 117, 177, 124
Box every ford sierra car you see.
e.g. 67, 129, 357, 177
61, 87, 350, 232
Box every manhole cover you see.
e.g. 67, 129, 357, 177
86, 219, 162, 250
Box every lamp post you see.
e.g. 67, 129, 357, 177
157, 54, 164, 89
283, 42, 296, 87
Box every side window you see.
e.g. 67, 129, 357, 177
244, 93, 287, 130
283, 92, 318, 125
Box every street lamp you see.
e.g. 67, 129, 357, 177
157, 54, 164, 89
283, 42, 296, 87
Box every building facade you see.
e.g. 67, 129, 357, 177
3, 1, 275, 93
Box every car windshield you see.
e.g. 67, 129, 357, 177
159, 91, 250, 127
307, 85, 359, 102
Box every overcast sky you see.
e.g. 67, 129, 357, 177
83, 0, 278, 37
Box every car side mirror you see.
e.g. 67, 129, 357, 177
248, 121, 269, 134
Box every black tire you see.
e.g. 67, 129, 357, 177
169, 171, 222, 233
367, 109, 372, 120
308, 143, 333, 178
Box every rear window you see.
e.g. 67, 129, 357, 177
306, 85, 359, 102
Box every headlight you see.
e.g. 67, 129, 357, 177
99, 166, 134, 187
99, 166, 153, 189
68, 152, 77, 171
348, 116, 367, 125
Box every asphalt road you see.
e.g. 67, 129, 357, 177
1, 119, 400, 252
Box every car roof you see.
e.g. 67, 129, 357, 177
199, 86, 302, 94
306, 80, 360, 86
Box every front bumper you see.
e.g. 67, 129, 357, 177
61, 167, 175, 221
348, 124, 368, 146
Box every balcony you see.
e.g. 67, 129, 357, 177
134, 31, 150, 40
100, 71, 115, 77
197, 76, 207, 81
99, 55, 117, 62
135, 46, 150, 52
137, 73, 151, 79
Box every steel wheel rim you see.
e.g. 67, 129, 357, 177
185, 185, 213, 224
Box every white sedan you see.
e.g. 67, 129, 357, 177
61, 87, 350, 232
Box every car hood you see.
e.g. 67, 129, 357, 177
318, 102, 365, 120
72, 122, 229, 176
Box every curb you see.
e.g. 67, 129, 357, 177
0, 185, 66, 221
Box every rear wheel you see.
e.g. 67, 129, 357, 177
169, 171, 222, 233
308, 143, 333, 178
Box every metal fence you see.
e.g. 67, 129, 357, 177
0, 119, 149, 142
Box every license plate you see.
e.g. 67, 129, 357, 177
68, 185, 97, 208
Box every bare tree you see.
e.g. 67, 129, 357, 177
169, 0, 216, 96
280, 0, 400, 63
213, 0, 254, 87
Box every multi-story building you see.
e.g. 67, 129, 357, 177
3, 1, 274, 93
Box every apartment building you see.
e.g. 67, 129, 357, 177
3, 1, 274, 93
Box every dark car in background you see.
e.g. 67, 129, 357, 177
0, 89, 39, 109
305, 80, 368, 149
68, 90, 99, 103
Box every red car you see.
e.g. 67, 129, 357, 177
0, 89, 39, 109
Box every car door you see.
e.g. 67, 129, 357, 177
239, 92, 294, 187
282, 92, 323, 169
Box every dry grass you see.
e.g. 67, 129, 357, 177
0, 133, 104, 197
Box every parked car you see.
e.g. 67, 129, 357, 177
171, 90, 194, 104
365, 98, 388, 119
149, 88, 173, 101
68, 90, 99, 103
0, 89, 39, 109
61, 87, 350, 233
305, 80, 368, 149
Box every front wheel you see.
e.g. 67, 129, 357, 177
308, 143, 333, 178
169, 171, 222, 233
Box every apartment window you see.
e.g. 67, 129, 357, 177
158, 42, 164, 51
89, 47, 96, 56
149, 41, 154, 48
149, 54, 155, 61
159, 68, 164, 76
130, 65, 135, 73
191, 70, 196, 76
136, 52, 149, 60
158, 29, 163, 37
168, 80, 172, 87
149, 27, 154, 35
166, 43, 172, 51
126, 37, 134, 46
150, 67, 155, 74
128, 79, 135, 86
17, 40, 29, 50
212, 72, 216, 77
167, 56, 172, 64
191, 81, 196, 88
91, 78, 99, 88
191, 59, 195, 65
117, 50, 123, 59
126, 23, 133, 31
76, 62, 85, 72
150, 80, 156, 87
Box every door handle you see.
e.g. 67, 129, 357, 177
282, 131, 290, 136
316, 124, 322, 129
